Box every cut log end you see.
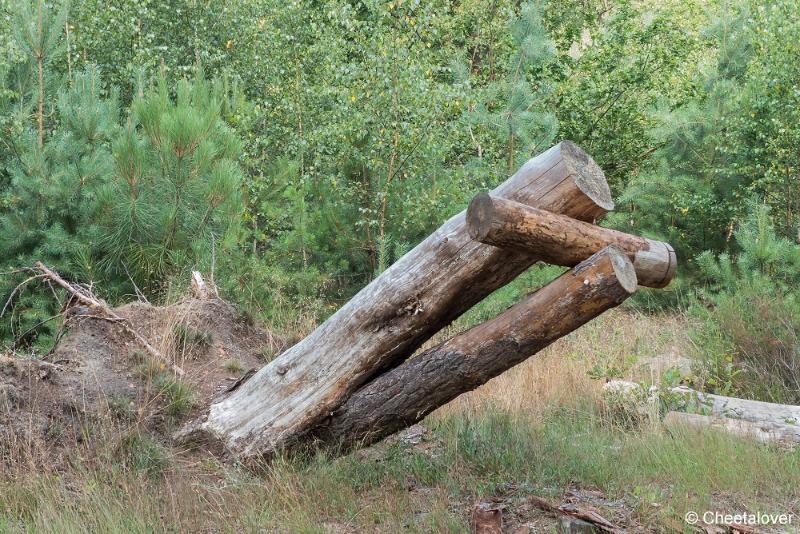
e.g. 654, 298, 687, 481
465, 195, 676, 289
560, 140, 614, 214
634, 240, 677, 289
605, 245, 638, 294
465, 192, 495, 241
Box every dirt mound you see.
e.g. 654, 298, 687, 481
0, 296, 282, 464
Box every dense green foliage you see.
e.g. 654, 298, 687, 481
619, 0, 800, 260
691, 203, 800, 403
1, 0, 799, 404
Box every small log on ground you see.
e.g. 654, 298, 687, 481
605, 381, 800, 445
664, 412, 800, 446
312, 246, 637, 451
190, 141, 614, 458
467, 193, 676, 288
671, 386, 800, 431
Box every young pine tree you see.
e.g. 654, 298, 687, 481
462, 1, 557, 175
95, 72, 244, 295
12, 0, 67, 147
0, 66, 118, 349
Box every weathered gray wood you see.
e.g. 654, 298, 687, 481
191, 141, 614, 459
664, 411, 800, 446
671, 386, 800, 429
467, 194, 676, 288
605, 380, 800, 445
312, 246, 637, 451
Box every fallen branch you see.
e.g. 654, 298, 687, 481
1, 274, 47, 317
528, 495, 624, 534
33, 262, 185, 377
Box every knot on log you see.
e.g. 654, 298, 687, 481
397, 296, 424, 317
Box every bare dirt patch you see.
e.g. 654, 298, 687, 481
0, 296, 282, 465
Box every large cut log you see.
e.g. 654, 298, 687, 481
466, 193, 676, 288
189, 141, 614, 458
312, 246, 637, 451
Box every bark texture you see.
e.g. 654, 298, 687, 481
194, 141, 614, 458
312, 246, 637, 451
467, 193, 676, 288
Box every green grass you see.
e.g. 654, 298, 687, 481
1, 310, 797, 532
172, 323, 213, 353
1, 405, 797, 533
154, 374, 194, 418
132, 357, 194, 420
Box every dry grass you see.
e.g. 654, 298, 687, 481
439, 308, 690, 421
3, 307, 800, 533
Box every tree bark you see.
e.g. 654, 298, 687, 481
191, 141, 614, 459
312, 246, 637, 452
467, 193, 676, 288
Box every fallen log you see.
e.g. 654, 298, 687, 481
671, 385, 800, 432
664, 412, 800, 446
604, 380, 800, 445
312, 246, 637, 451
466, 193, 676, 288
189, 141, 614, 458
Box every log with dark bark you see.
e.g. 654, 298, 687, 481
467, 193, 676, 288
311, 245, 637, 451
187, 141, 615, 459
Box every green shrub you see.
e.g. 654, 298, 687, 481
172, 323, 213, 353
221, 359, 245, 375
691, 202, 800, 403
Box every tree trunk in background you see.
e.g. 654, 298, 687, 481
466, 193, 676, 288
313, 246, 637, 451
190, 141, 614, 459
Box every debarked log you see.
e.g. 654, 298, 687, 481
190, 141, 615, 459
466, 193, 676, 288
664, 412, 800, 446
670, 385, 800, 431
312, 245, 637, 451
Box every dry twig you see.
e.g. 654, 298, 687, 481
32, 262, 184, 376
